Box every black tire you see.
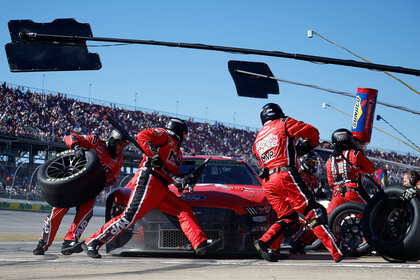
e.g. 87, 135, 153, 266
305, 238, 324, 251
37, 149, 106, 208
362, 186, 420, 261
328, 202, 370, 256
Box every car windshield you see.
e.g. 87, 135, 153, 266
179, 159, 261, 186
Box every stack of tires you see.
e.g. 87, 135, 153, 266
362, 186, 420, 262
37, 149, 106, 208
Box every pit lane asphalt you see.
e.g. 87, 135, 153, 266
1, 210, 420, 280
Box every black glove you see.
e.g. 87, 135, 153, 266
296, 139, 314, 156
151, 155, 164, 170
73, 145, 88, 159
401, 187, 418, 201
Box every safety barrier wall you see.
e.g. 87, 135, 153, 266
0, 198, 105, 216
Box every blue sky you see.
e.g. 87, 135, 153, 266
1, 1, 419, 156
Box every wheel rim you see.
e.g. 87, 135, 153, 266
46, 153, 88, 179
369, 196, 413, 243
333, 210, 365, 249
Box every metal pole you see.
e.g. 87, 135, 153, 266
29, 165, 42, 188
118, 174, 131, 188
11, 162, 26, 189
22, 32, 420, 76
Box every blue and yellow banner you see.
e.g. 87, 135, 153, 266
351, 88, 378, 143
0, 200, 52, 213
376, 169, 388, 189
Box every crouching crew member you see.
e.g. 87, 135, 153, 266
326, 128, 375, 216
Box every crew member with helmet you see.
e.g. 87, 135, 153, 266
326, 128, 375, 216
298, 151, 322, 197
252, 103, 347, 263
81, 118, 222, 258
33, 130, 129, 255
288, 151, 323, 254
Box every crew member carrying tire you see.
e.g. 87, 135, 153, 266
33, 130, 129, 255
81, 118, 222, 259
252, 103, 348, 263
326, 128, 375, 216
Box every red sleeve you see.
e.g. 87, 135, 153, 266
136, 128, 169, 157
326, 158, 334, 187
349, 150, 375, 174
355, 150, 375, 174
64, 134, 99, 149
285, 117, 320, 147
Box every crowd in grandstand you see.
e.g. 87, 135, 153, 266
1, 82, 419, 201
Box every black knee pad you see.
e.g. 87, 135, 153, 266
277, 212, 300, 238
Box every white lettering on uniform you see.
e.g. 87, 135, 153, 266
256, 133, 278, 157
110, 217, 130, 235
74, 220, 89, 239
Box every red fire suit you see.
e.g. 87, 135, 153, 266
38, 134, 124, 251
253, 117, 344, 260
326, 149, 375, 215
84, 128, 207, 251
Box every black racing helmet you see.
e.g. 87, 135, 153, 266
165, 118, 188, 142
331, 128, 355, 150
107, 129, 129, 157
298, 151, 318, 174
260, 103, 285, 125
109, 129, 128, 142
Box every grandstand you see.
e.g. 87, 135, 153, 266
1, 82, 419, 204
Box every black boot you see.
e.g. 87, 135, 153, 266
334, 242, 351, 263
61, 240, 85, 255
195, 239, 222, 256
289, 240, 306, 255
33, 240, 46, 255
254, 239, 278, 262
82, 241, 102, 259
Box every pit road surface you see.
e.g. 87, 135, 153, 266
1, 210, 419, 280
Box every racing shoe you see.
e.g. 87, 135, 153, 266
33, 240, 46, 255
334, 242, 351, 263
195, 239, 222, 256
82, 242, 102, 259
61, 240, 84, 255
289, 240, 306, 255
254, 239, 278, 262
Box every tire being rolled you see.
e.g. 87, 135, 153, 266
362, 186, 420, 261
328, 202, 370, 256
37, 149, 106, 208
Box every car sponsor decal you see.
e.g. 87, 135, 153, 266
255, 133, 278, 157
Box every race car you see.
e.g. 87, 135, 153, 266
105, 155, 276, 256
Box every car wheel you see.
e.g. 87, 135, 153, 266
328, 202, 370, 256
362, 186, 420, 261
304, 238, 324, 251
37, 149, 106, 208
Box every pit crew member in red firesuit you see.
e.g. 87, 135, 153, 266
288, 151, 323, 254
252, 103, 347, 263
33, 130, 129, 255
326, 128, 375, 216
81, 118, 222, 258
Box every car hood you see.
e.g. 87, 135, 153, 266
168, 183, 268, 215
